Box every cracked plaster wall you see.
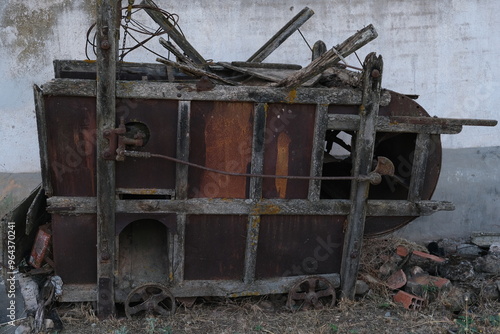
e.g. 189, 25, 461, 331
0, 0, 499, 172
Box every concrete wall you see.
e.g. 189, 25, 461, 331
394, 146, 500, 241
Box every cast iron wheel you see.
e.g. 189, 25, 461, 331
125, 283, 176, 319
286, 276, 336, 311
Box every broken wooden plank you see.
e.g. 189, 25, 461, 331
159, 37, 200, 68
231, 62, 302, 70
142, 0, 206, 65
219, 62, 319, 86
157, 58, 239, 86
275, 24, 378, 88
247, 7, 314, 62
53, 60, 168, 80
341, 52, 383, 300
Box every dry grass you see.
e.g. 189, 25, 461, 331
51, 237, 500, 333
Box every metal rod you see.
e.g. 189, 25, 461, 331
121, 150, 380, 182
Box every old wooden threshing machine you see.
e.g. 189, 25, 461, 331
21, 0, 499, 317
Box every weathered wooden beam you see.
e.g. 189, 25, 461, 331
53, 59, 168, 80
159, 37, 199, 68
63, 273, 341, 302
170, 274, 341, 298
341, 52, 383, 300
243, 215, 260, 284
308, 105, 329, 201
40, 79, 387, 105
96, 0, 120, 318
249, 103, 266, 200
232, 62, 302, 70
275, 24, 378, 88
157, 58, 239, 86
247, 7, 314, 63
141, 0, 206, 65
408, 133, 432, 201
60, 284, 98, 302
46, 197, 454, 216
175, 101, 191, 200
327, 114, 465, 134
173, 214, 186, 284
33, 85, 53, 197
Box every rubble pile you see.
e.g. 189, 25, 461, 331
358, 236, 500, 312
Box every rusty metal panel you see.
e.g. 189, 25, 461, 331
116, 99, 178, 191
184, 215, 247, 280
262, 104, 316, 199
52, 214, 97, 284
188, 101, 254, 198
255, 215, 345, 279
44, 96, 97, 196
117, 219, 170, 289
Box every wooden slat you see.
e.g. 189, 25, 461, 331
47, 197, 454, 216
408, 133, 431, 201
243, 215, 261, 284
249, 103, 266, 200
173, 214, 186, 284
95, 0, 120, 318
59, 273, 340, 301
53, 59, 168, 80
328, 114, 464, 134
340, 53, 383, 299
175, 101, 191, 200
33, 85, 53, 196
40, 79, 365, 105
308, 105, 329, 201
275, 24, 378, 88
247, 7, 314, 63
142, 0, 206, 65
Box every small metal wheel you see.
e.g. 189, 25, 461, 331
125, 283, 176, 319
286, 276, 336, 311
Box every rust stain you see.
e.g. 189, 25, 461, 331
286, 89, 297, 103
252, 203, 281, 215
275, 132, 291, 199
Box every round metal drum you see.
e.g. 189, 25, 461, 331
323, 91, 442, 236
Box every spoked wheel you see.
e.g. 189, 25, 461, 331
286, 276, 336, 311
125, 283, 176, 319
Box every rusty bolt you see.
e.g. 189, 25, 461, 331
100, 293, 108, 300
371, 69, 380, 78
177, 93, 182, 98
350, 251, 358, 259
102, 151, 112, 159
103, 129, 112, 137
100, 40, 111, 50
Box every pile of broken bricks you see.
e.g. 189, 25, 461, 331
358, 236, 500, 312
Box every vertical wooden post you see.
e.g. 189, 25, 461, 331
308, 104, 329, 201
96, 0, 120, 318
340, 52, 383, 299
408, 133, 432, 202
243, 103, 267, 284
